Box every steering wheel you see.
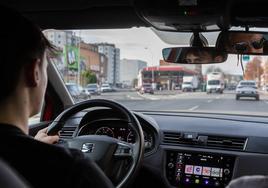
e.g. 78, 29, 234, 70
47, 99, 144, 188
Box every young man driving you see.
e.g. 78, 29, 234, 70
0, 6, 113, 188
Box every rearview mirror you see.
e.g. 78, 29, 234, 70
162, 47, 228, 64
216, 31, 268, 55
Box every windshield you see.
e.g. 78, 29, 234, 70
208, 80, 220, 85
46, 28, 268, 116
183, 82, 192, 85
87, 84, 98, 89
102, 84, 110, 87
240, 82, 256, 86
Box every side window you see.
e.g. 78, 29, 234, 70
28, 112, 41, 124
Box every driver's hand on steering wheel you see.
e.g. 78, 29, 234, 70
35, 127, 59, 144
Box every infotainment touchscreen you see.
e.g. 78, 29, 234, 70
166, 151, 235, 188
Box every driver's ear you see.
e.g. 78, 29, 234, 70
25, 59, 41, 87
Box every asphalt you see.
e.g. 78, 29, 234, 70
91, 90, 268, 115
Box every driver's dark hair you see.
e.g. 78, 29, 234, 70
0, 6, 55, 103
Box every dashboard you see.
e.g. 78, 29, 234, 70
60, 110, 268, 188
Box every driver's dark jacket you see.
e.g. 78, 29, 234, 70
0, 124, 114, 188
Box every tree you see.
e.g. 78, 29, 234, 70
82, 70, 97, 85
244, 57, 263, 86
263, 59, 268, 84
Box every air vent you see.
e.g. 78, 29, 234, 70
60, 126, 77, 139
207, 135, 247, 151
163, 132, 182, 144
163, 131, 247, 151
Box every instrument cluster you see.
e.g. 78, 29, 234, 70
78, 119, 154, 151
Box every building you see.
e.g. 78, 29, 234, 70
96, 43, 120, 85
138, 66, 198, 90
43, 29, 81, 50
79, 42, 108, 86
120, 59, 147, 87
99, 54, 108, 83
160, 60, 202, 75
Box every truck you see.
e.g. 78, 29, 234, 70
182, 75, 199, 92
206, 72, 225, 94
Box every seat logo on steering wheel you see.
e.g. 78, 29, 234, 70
81, 143, 95, 153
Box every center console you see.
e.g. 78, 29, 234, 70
166, 151, 235, 188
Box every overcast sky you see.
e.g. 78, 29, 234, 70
77, 27, 268, 75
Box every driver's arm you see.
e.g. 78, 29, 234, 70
227, 175, 268, 188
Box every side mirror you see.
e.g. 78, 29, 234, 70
162, 47, 228, 64
216, 31, 268, 55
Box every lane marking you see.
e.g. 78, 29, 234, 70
207, 100, 213, 103
189, 105, 199, 111
216, 96, 221, 99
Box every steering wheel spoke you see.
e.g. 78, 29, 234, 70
114, 141, 133, 158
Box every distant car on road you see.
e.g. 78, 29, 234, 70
206, 72, 224, 94
66, 83, 90, 101
236, 80, 259, 100
139, 84, 154, 94
86, 83, 101, 95
101, 84, 113, 92
227, 85, 237, 90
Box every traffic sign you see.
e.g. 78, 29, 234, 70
242, 55, 250, 62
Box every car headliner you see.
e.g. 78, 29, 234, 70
1, 0, 147, 30
3, 0, 268, 31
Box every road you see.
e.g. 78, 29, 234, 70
91, 90, 268, 115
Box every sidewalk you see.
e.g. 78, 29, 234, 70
153, 90, 181, 95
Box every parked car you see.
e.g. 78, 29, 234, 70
236, 80, 259, 100
100, 84, 113, 92
66, 83, 90, 101
174, 84, 181, 90
78, 85, 91, 98
262, 85, 268, 92
139, 84, 154, 94
86, 83, 101, 95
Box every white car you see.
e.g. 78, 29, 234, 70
101, 84, 113, 92
236, 80, 259, 100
